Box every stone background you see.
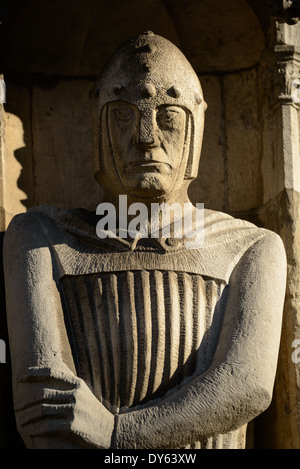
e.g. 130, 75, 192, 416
1, 0, 300, 449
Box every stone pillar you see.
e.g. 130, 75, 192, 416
253, 12, 300, 447
0, 77, 6, 447
0, 80, 4, 232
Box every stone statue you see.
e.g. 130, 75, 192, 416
3, 32, 287, 449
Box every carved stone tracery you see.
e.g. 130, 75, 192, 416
270, 0, 300, 24
263, 45, 300, 107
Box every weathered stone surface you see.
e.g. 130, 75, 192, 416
188, 76, 225, 211
32, 80, 103, 210
225, 69, 263, 212
3, 32, 286, 449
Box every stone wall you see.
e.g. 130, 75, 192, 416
1, 0, 300, 448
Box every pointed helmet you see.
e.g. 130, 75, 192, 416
90, 31, 207, 183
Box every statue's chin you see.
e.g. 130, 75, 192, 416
122, 173, 173, 199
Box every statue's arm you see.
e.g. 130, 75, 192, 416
113, 231, 287, 449
4, 213, 114, 449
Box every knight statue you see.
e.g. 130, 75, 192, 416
3, 32, 287, 449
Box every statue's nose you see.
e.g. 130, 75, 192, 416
133, 112, 159, 150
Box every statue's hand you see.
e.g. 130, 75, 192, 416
15, 366, 114, 449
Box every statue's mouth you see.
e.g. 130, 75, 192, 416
129, 161, 172, 170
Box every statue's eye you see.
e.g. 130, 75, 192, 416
157, 109, 180, 125
114, 108, 133, 121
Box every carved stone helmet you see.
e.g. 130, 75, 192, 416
91, 31, 207, 184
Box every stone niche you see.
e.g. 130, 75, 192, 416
0, 0, 299, 449
1, 0, 268, 216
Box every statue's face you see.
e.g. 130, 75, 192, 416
107, 101, 187, 198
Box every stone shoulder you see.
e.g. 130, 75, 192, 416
3, 205, 66, 254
